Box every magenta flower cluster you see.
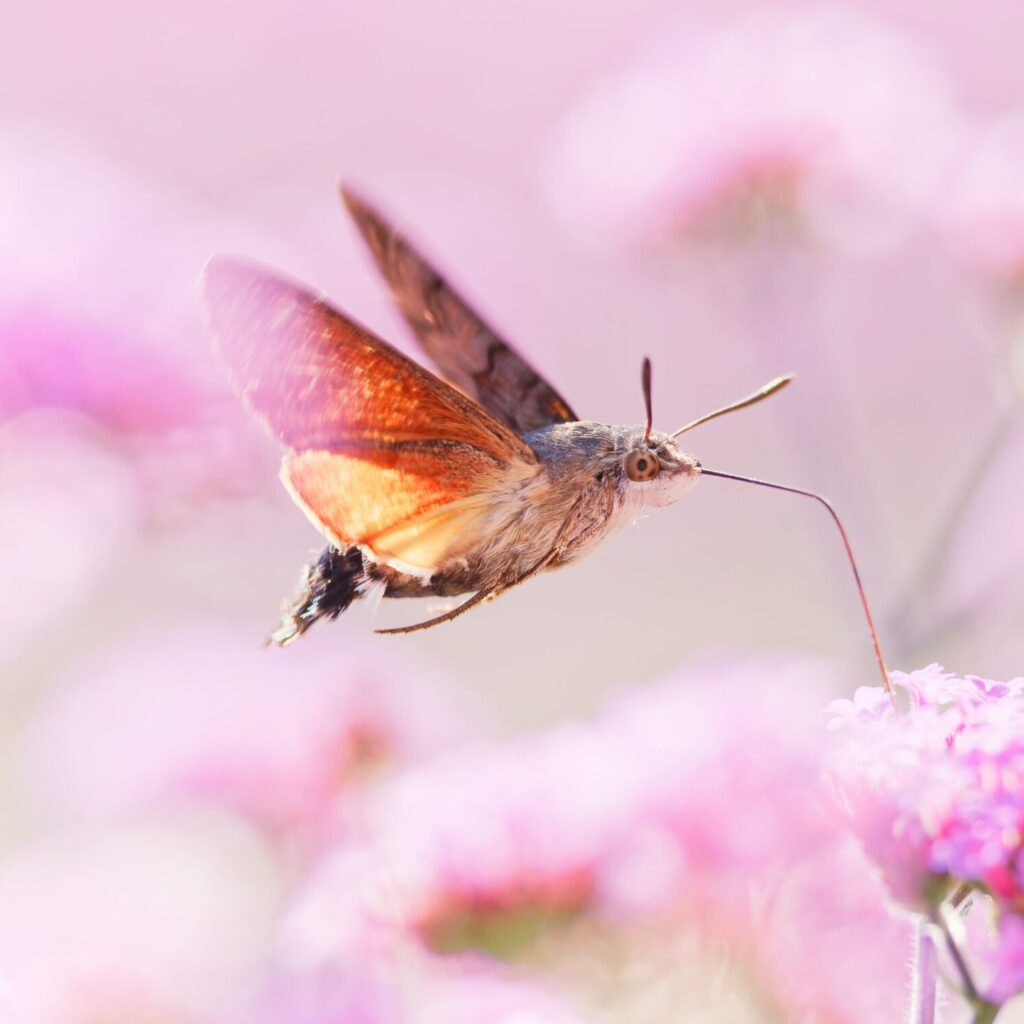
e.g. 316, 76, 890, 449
828, 665, 1024, 1002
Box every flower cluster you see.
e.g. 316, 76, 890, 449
303, 659, 833, 947
283, 658, 912, 1022
544, 7, 960, 252
19, 625, 487, 842
941, 114, 1024, 291
827, 664, 1024, 1002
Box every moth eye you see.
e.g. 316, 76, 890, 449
624, 448, 660, 482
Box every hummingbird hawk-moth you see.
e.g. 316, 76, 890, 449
203, 186, 889, 688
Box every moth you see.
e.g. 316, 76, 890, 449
203, 186, 888, 687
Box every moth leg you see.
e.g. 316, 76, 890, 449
374, 585, 497, 636
376, 550, 561, 635
497, 550, 559, 593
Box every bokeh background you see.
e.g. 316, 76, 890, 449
3, 1, 1024, 1021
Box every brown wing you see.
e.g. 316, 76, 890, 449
341, 185, 578, 435
203, 258, 539, 573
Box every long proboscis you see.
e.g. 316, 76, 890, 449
672, 376, 794, 438
700, 468, 893, 695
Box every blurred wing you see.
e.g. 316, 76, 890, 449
342, 185, 578, 435
203, 258, 539, 572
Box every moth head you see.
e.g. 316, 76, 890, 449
620, 431, 701, 507
616, 357, 791, 507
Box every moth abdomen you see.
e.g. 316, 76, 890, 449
270, 545, 367, 646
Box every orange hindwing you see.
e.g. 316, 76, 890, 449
203, 259, 540, 573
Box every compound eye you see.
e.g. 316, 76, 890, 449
624, 448, 660, 482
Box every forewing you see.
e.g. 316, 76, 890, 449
203, 257, 535, 460
341, 186, 578, 435
203, 258, 538, 572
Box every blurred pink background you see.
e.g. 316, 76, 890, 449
4, 1, 1024, 1020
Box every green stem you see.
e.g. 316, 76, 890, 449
970, 998, 1001, 1024
930, 908, 1002, 1024
937, 910, 979, 1002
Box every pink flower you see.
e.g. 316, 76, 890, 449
0, 816, 279, 1023
544, 7, 961, 252
597, 656, 840, 925
0, 309, 211, 435
927, 715, 1024, 907
825, 664, 1018, 729
0, 130, 293, 517
984, 912, 1024, 1004
0, 413, 141, 674
940, 112, 1024, 289
279, 655, 957, 1020
753, 837, 914, 1024
0, 131, 223, 435
412, 956, 593, 1024
241, 953, 594, 1024
825, 683, 896, 729
360, 722, 626, 948
290, 656, 845, 958
18, 624, 485, 839
828, 665, 1024, 915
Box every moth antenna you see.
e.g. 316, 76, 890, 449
641, 356, 654, 445
701, 468, 893, 696
671, 375, 793, 438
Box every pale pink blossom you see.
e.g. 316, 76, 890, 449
753, 837, 914, 1024
600, 657, 838, 921
824, 682, 896, 729
828, 665, 1024, 917
0, 412, 141, 673
275, 846, 390, 972
18, 625, 485, 837
0, 308, 210, 435
825, 664, 1020, 728
360, 722, 626, 947
0, 131, 227, 433
984, 912, 1024, 1004
242, 968, 390, 1024
282, 654, 936, 1024
0, 130, 288, 515
826, 712, 958, 907
545, 7, 961, 252
242, 953, 594, 1024
411, 956, 593, 1024
290, 656, 844, 957
940, 113, 1024, 288
0, 816, 280, 1024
